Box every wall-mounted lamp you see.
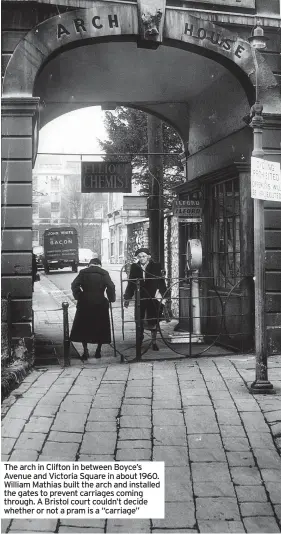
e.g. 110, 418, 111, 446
248, 21, 268, 50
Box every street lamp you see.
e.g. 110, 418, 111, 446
248, 22, 273, 394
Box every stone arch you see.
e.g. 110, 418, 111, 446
2, 3, 281, 114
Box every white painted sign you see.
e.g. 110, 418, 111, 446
251, 158, 281, 202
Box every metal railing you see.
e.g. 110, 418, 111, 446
34, 269, 254, 365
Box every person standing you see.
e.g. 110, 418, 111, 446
123, 248, 167, 351
70, 258, 116, 360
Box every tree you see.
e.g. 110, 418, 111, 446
61, 175, 107, 248
99, 107, 185, 208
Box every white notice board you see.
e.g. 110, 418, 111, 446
251, 157, 281, 202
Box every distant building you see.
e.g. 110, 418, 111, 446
32, 156, 107, 253
101, 188, 148, 264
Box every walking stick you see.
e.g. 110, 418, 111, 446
120, 266, 125, 340
110, 301, 119, 360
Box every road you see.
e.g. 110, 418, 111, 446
40, 263, 127, 302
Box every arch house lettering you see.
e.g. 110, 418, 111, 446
3, 6, 280, 114
183, 21, 245, 59
57, 14, 119, 39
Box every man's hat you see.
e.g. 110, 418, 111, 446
135, 248, 150, 256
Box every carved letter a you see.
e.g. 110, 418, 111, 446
57, 23, 70, 38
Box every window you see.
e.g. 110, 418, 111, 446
110, 229, 115, 257
51, 177, 60, 192
210, 178, 240, 288
51, 202, 60, 212
118, 227, 123, 257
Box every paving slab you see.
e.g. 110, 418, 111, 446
230, 467, 263, 485
243, 516, 280, 533
24, 417, 53, 433
191, 463, 231, 483
226, 451, 256, 467
59, 519, 105, 527
240, 501, 274, 516
152, 502, 196, 529
196, 497, 240, 521
116, 448, 151, 460
189, 448, 226, 462
153, 445, 189, 466
154, 426, 187, 446
236, 485, 268, 502
2, 437, 17, 455
48, 431, 83, 442
9, 449, 39, 460
9, 519, 58, 531
197, 521, 245, 533
14, 432, 46, 451
58, 528, 104, 533
119, 427, 151, 440
193, 482, 235, 498
119, 415, 151, 428
106, 519, 150, 532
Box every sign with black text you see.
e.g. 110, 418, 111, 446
81, 162, 132, 193
173, 199, 203, 218
251, 158, 281, 202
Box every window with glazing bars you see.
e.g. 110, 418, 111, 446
210, 178, 240, 288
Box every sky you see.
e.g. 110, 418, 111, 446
38, 106, 108, 156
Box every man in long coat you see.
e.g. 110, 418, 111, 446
123, 248, 167, 351
70, 258, 115, 360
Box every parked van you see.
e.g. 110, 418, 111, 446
43, 227, 79, 273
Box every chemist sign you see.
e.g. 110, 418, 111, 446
251, 158, 281, 202
81, 161, 132, 193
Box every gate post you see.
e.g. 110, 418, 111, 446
62, 302, 71, 367
135, 279, 142, 361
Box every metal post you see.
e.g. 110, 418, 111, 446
110, 302, 119, 360
192, 270, 202, 338
135, 279, 142, 361
62, 302, 71, 367
189, 275, 192, 358
250, 102, 273, 393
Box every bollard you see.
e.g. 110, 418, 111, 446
62, 302, 71, 367
135, 279, 142, 361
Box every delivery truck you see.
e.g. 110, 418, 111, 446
43, 227, 79, 273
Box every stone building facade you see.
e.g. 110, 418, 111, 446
1, 0, 281, 354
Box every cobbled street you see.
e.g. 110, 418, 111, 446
2, 354, 281, 534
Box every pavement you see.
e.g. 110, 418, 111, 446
1, 269, 281, 534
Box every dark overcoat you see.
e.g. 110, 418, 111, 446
70, 265, 116, 344
124, 260, 167, 328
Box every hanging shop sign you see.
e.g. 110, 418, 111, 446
251, 158, 281, 202
183, 0, 255, 6
173, 199, 203, 219
123, 196, 147, 210
81, 161, 132, 193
